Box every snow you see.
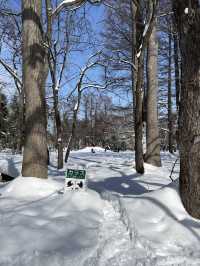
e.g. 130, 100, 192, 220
74, 101, 79, 111
142, 23, 149, 37
75, 146, 105, 153
184, 7, 189, 14
1, 177, 62, 199
0, 149, 200, 265
136, 50, 141, 58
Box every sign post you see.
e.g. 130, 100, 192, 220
65, 168, 86, 191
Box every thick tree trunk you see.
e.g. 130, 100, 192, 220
168, 29, 173, 153
145, 22, 161, 167
21, 0, 47, 178
173, 0, 200, 219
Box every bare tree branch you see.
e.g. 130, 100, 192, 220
52, 0, 101, 17
0, 58, 22, 88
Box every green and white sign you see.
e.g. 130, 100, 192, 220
65, 168, 86, 191
66, 169, 86, 180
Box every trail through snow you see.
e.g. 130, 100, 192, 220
84, 200, 135, 266
1, 150, 200, 265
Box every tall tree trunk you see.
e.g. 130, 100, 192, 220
21, 0, 47, 178
135, 52, 145, 174
168, 28, 173, 153
131, 1, 144, 174
173, 0, 200, 219
145, 22, 161, 167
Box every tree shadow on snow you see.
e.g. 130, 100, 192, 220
88, 173, 148, 196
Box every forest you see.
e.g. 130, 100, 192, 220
0, 0, 200, 265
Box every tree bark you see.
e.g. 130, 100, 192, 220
135, 52, 145, 174
173, 0, 200, 219
21, 0, 47, 178
145, 22, 161, 167
131, 1, 144, 174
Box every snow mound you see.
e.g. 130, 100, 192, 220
0, 177, 104, 266
122, 180, 200, 254
0, 177, 62, 199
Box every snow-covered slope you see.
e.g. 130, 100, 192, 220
0, 176, 104, 266
0, 149, 199, 265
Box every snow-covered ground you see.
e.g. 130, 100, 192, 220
0, 148, 200, 265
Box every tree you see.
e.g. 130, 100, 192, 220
145, 20, 161, 166
46, 6, 69, 170
102, 0, 159, 173
0, 8, 24, 152
21, 0, 101, 178
173, 0, 200, 219
21, 0, 48, 178
64, 52, 110, 162
132, 0, 158, 173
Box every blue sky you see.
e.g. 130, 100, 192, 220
0, 1, 131, 107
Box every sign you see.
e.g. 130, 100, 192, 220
65, 168, 86, 191
66, 169, 86, 179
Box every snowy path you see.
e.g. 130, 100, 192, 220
84, 199, 135, 266
84, 191, 200, 266
1, 150, 200, 265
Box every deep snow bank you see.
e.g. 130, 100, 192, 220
0, 177, 104, 266
121, 180, 200, 256
0, 177, 62, 199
